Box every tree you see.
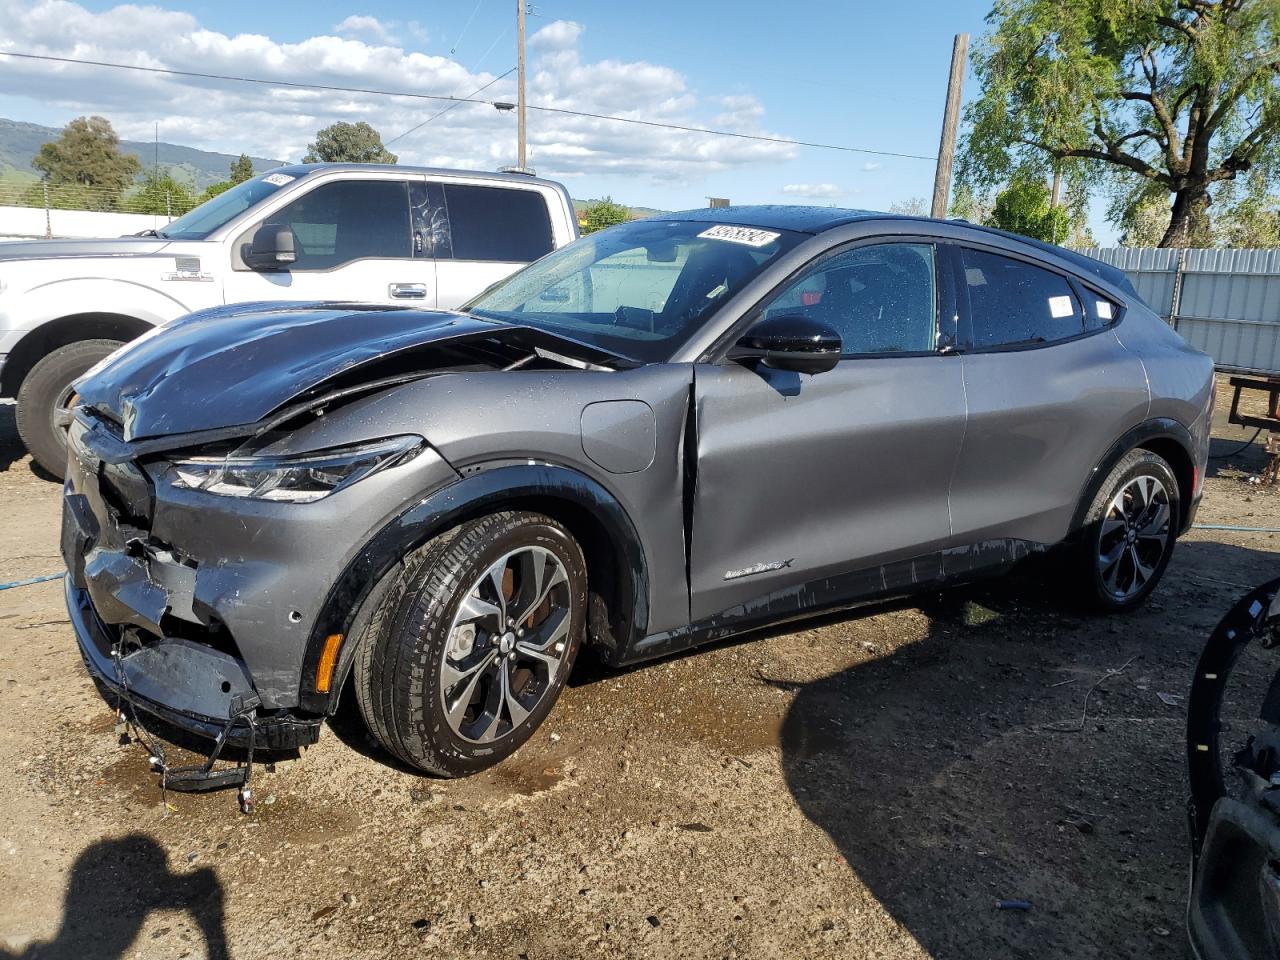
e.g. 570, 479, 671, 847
1214, 169, 1280, 246
949, 183, 994, 223
888, 197, 929, 216
230, 153, 255, 184
302, 122, 397, 164
959, 0, 1280, 247
581, 197, 629, 234
985, 179, 1073, 243
31, 115, 140, 210
122, 169, 196, 216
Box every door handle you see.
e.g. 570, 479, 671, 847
389, 282, 428, 300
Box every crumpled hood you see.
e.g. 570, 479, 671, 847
73, 302, 510, 441
0, 237, 175, 261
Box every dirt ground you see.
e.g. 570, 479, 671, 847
1, 376, 1277, 960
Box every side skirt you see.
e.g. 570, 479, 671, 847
617, 537, 1042, 666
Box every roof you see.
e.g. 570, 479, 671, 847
267, 162, 567, 191
652, 205, 1136, 298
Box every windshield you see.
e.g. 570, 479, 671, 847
465, 219, 805, 362
158, 174, 296, 240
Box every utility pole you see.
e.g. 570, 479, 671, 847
517, 0, 527, 170
930, 32, 968, 219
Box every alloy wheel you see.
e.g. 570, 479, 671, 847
440, 545, 572, 743
1096, 474, 1172, 601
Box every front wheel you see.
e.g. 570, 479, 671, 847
355, 511, 587, 776
16, 339, 123, 478
1073, 448, 1180, 612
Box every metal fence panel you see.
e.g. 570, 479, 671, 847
1073, 246, 1280, 375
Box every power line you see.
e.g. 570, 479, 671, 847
385, 66, 516, 147
0, 50, 937, 162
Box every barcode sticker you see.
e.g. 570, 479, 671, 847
262, 173, 296, 186
698, 225, 781, 247
1048, 295, 1074, 318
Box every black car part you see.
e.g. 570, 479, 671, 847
1187, 577, 1280, 959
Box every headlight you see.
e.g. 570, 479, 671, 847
170, 436, 424, 503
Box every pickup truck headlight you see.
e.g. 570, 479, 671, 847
171, 436, 424, 503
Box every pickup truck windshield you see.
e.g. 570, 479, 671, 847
158, 175, 292, 240
466, 219, 804, 363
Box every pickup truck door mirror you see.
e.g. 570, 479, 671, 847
242, 224, 297, 271
733, 314, 842, 374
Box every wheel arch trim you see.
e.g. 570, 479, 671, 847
1070, 417, 1197, 537
299, 461, 651, 714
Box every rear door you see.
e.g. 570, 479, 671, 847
223, 176, 428, 306
689, 239, 967, 623
432, 182, 557, 309
946, 243, 1149, 548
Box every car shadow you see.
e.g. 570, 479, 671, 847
0, 401, 58, 481
0, 833, 229, 960
777, 539, 1273, 959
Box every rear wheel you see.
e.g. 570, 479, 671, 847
16, 339, 123, 478
1073, 448, 1179, 612
354, 511, 587, 776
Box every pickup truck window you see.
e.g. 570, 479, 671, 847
159, 175, 290, 240
442, 184, 554, 263
259, 180, 412, 270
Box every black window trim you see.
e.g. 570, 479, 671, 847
709, 234, 959, 363
946, 240, 1127, 355
231, 177, 416, 273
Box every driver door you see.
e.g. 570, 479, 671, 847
688, 240, 967, 622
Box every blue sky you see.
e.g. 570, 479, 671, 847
1, 0, 1115, 236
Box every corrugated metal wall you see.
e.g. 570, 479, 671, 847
1076, 247, 1280, 375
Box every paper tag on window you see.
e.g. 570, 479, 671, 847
1048, 295, 1074, 318
262, 173, 295, 186
698, 225, 781, 247
1096, 300, 1114, 320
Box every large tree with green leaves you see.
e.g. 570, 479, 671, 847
31, 116, 141, 210
580, 197, 630, 234
303, 122, 397, 164
960, 0, 1280, 247
986, 179, 1074, 242
230, 153, 255, 184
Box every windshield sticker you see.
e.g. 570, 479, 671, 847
1096, 300, 1114, 320
1048, 295, 1075, 319
262, 173, 296, 186
698, 225, 781, 248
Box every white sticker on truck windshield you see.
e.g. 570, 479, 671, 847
262, 173, 296, 186
698, 225, 782, 247
1048, 294, 1074, 318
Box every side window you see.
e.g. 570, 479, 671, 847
258, 180, 411, 270
441, 184, 554, 263
960, 248, 1083, 348
1082, 290, 1121, 332
764, 243, 937, 355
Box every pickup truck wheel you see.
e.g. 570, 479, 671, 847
354, 511, 586, 776
16, 339, 123, 478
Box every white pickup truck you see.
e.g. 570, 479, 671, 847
0, 163, 579, 476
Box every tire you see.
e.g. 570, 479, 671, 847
354, 511, 587, 776
1073, 448, 1180, 612
16, 339, 123, 478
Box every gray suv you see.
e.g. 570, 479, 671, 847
62, 207, 1215, 782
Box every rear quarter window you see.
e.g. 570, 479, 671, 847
1082, 291, 1122, 332
960, 247, 1084, 349
441, 184, 554, 263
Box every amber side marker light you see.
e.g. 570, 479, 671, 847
315, 633, 345, 694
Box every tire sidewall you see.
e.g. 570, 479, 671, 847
1084, 451, 1180, 612
16, 339, 123, 477
406, 516, 586, 775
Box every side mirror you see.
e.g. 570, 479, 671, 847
242, 224, 296, 271
735, 314, 842, 374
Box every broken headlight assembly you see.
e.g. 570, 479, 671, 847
169, 436, 424, 503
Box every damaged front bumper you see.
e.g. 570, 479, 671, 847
66, 578, 322, 749
61, 408, 460, 750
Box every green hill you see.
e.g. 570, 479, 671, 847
0, 118, 285, 190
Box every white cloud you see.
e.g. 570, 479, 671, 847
0, 3, 796, 184
335, 15, 392, 43
782, 183, 844, 200
862, 161, 882, 172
